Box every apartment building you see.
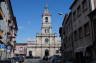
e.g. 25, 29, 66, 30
14, 43, 27, 56
0, 0, 18, 60
59, 13, 74, 59
60, 0, 96, 63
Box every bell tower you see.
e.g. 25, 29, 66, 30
42, 4, 52, 34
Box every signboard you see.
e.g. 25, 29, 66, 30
0, 31, 3, 37
0, 44, 6, 51
0, 44, 6, 49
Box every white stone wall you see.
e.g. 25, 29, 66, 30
27, 47, 36, 56
91, 0, 95, 11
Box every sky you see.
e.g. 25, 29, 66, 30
11, 0, 74, 43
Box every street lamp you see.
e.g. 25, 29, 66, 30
58, 13, 64, 16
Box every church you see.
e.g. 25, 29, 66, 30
26, 4, 61, 58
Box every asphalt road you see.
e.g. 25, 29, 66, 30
24, 58, 47, 63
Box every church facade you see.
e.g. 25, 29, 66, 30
27, 5, 61, 58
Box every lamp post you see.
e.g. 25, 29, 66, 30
58, 12, 65, 57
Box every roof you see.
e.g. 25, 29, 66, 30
42, 4, 51, 16
42, 13, 51, 16
70, 0, 77, 9
16, 43, 27, 45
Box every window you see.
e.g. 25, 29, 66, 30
20, 47, 23, 51
45, 38, 49, 43
79, 27, 83, 39
93, 20, 96, 34
45, 28, 49, 33
46, 28, 49, 33
45, 17, 48, 22
82, 0, 87, 11
94, 0, 96, 8
84, 23, 90, 36
56, 50, 59, 53
73, 11, 76, 21
74, 31, 78, 41
77, 6, 81, 17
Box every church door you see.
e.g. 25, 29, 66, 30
45, 49, 49, 56
29, 51, 32, 57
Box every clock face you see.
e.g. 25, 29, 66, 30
45, 38, 49, 43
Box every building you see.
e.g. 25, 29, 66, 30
59, 13, 74, 59
27, 4, 61, 58
14, 43, 27, 56
0, 0, 18, 60
59, 0, 96, 63
88, 5, 96, 63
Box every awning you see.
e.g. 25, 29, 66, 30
0, 9, 3, 18
0, 30, 3, 37
74, 44, 92, 53
74, 47, 86, 53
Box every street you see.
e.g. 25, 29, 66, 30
1, 0, 96, 63
23, 58, 47, 63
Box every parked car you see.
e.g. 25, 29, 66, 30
33, 56, 40, 59
12, 56, 20, 62
43, 56, 48, 61
18, 56, 25, 62
8, 58, 15, 63
12, 56, 25, 63
53, 58, 62, 63
47, 56, 54, 63
26, 56, 33, 59
48, 56, 70, 63
63, 59, 74, 63
47, 56, 60, 63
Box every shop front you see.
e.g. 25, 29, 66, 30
0, 43, 6, 60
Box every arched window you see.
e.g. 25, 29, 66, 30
46, 28, 49, 33
45, 17, 48, 22
45, 28, 49, 33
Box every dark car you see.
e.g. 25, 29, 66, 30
18, 56, 25, 62
12, 56, 20, 62
26, 56, 33, 59
47, 56, 63, 63
33, 56, 40, 59
43, 56, 48, 61
12, 56, 24, 63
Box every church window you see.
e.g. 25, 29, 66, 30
45, 38, 49, 43
46, 28, 49, 33
45, 17, 48, 22
45, 28, 49, 33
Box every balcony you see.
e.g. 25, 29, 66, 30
0, 30, 3, 39
36, 33, 57, 37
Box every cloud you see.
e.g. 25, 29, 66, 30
27, 38, 36, 42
